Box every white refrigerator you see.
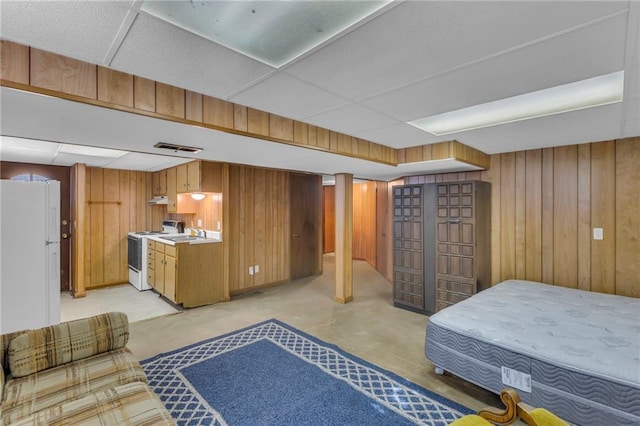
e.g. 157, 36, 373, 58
0, 180, 61, 333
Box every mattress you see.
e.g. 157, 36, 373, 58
425, 279, 640, 426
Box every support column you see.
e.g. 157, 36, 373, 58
334, 173, 353, 303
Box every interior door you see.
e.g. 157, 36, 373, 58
0, 161, 71, 292
290, 173, 322, 280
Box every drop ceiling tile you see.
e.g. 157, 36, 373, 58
363, 13, 628, 121
0, 1, 131, 64
230, 73, 349, 120
111, 13, 274, 100
302, 104, 398, 136
286, 1, 629, 101
355, 123, 444, 149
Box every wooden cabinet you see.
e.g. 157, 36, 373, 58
435, 181, 490, 311
166, 167, 177, 213
148, 239, 223, 307
152, 170, 167, 195
392, 184, 436, 314
177, 161, 222, 193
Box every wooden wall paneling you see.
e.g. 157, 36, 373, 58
352, 183, 363, 260
615, 137, 640, 297
293, 121, 309, 145
221, 163, 230, 301
30, 48, 97, 99
364, 181, 377, 266
358, 139, 370, 158
134, 76, 155, 112
500, 153, 516, 281
1, 40, 30, 84
323, 186, 336, 253
70, 163, 87, 297
156, 82, 185, 118
247, 108, 269, 136
369, 143, 381, 161
316, 128, 330, 150
203, 95, 234, 128
185, 91, 203, 122
227, 166, 240, 292
97, 67, 133, 108
525, 150, 543, 282
102, 169, 121, 285
591, 141, 616, 293
307, 125, 318, 147
514, 151, 526, 279
269, 114, 294, 141
136, 172, 147, 230
553, 145, 578, 288
577, 144, 592, 291
119, 171, 130, 282
432, 142, 451, 160
253, 168, 266, 286
233, 105, 248, 131
263, 170, 274, 283
244, 168, 255, 287
337, 134, 352, 154
329, 131, 339, 151
541, 148, 554, 284
88, 168, 104, 286
481, 154, 501, 284
375, 182, 388, 279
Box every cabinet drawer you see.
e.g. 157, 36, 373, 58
148, 249, 155, 261
147, 269, 155, 285
165, 245, 177, 257
155, 242, 165, 254
147, 258, 155, 270
147, 240, 155, 250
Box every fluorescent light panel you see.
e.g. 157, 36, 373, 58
141, 1, 390, 68
59, 144, 128, 158
409, 71, 624, 136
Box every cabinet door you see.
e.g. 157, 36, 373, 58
158, 169, 167, 195
166, 167, 177, 213
176, 163, 189, 193
187, 161, 201, 192
154, 254, 165, 294
164, 254, 177, 302
152, 171, 161, 195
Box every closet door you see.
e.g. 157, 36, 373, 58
392, 185, 425, 311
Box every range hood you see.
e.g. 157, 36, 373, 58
147, 195, 168, 205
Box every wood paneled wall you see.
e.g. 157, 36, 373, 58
352, 182, 377, 267
85, 168, 151, 288
385, 137, 639, 297
323, 186, 335, 253
227, 165, 291, 294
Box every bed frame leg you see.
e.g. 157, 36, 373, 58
434, 366, 444, 375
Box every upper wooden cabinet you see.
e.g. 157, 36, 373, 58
177, 161, 222, 193
166, 167, 177, 213
152, 169, 167, 196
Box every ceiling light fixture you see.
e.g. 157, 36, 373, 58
408, 71, 624, 136
191, 193, 206, 201
141, 1, 391, 68
59, 144, 128, 158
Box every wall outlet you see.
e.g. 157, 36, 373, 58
217, 221, 221, 231
255, 264, 259, 273
593, 228, 604, 240
197, 219, 202, 227
249, 266, 254, 276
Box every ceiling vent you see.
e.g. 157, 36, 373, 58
154, 142, 202, 153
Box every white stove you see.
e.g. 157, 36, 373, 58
127, 220, 183, 290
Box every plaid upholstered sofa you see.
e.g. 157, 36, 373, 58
0, 312, 174, 425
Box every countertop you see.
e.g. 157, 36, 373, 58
146, 233, 222, 246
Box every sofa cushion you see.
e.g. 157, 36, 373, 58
8, 381, 175, 425
1, 347, 146, 424
7, 312, 129, 378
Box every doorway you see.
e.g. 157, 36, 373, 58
290, 173, 322, 280
1, 161, 71, 292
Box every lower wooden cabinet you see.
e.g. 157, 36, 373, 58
147, 240, 223, 307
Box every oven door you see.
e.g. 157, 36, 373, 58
127, 235, 142, 271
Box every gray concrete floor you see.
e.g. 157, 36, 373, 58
124, 254, 501, 413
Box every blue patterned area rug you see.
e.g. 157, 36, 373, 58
141, 319, 473, 425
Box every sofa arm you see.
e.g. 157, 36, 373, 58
8, 312, 129, 378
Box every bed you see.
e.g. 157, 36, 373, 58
425, 279, 640, 426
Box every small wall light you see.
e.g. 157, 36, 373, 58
191, 193, 206, 201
